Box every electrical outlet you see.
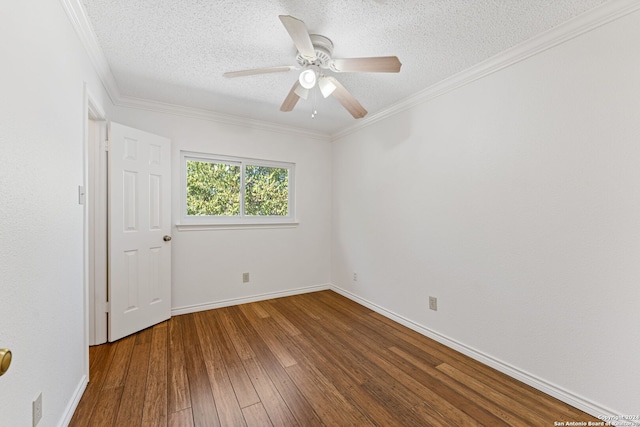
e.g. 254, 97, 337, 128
353, 272, 358, 281
242, 272, 250, 283
429, 296, 438, 311
33, 392, 42, 427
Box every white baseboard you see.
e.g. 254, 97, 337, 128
171, 283, 331, 316
72, 285, 636, 425
329, 285, 631, 424
58, 374, 88, 427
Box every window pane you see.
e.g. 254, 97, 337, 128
186, 161, 240, 216
245, 165, 289, 216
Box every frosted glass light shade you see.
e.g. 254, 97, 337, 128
294, 84, 310, 99
318, 77, 337, 98
299, 69, 317, 89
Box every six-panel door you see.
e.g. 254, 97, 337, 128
108, 122, 171, 342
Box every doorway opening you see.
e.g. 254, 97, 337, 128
84, 110, 173, 353
84, 86, 108, 353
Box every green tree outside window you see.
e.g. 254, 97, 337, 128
185, 160, 290, 217
245, 165, 288, 216
186, 161, 241, 216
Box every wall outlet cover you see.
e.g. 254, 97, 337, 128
33, 392, 42, 427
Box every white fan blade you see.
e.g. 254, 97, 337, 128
281, 81, 302, 112
223, 66, 296, 78
279, 15, 317, 61
324, 76, 367, 119
318, 77, 336, 98
330, 56, 402, 73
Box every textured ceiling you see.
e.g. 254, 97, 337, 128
81, 0, 608, 134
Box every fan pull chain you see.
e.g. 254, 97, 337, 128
311, 86, 317, 119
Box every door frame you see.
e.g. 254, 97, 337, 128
88, 114, 108, 346
83, 84, 107, 379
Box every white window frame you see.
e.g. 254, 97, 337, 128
178, 151, 296, 229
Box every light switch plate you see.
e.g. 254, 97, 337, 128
33, 392, 42, 426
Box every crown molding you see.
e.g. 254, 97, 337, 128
331, 0, 640, 141
61, 0, 640, 143
58, 0, 121, 104
116, 95, 330, 141
59, 0, 330, 141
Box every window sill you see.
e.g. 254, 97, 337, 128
175, 221, 300, 231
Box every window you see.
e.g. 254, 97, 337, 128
180, 152, 295, 226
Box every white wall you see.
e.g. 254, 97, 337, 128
0, 1, 109, 425
0, 2, 329, 424
2, 0, 636, 423
332, 9, 640, 416
108, 107, 332, 312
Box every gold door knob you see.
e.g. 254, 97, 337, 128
0, 349, 11, 377
163, 235, 172, 242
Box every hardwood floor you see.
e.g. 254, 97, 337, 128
70, 290, 598, 426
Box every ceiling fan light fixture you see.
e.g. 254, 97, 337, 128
294, 84, 310, 99
226, 16, 399, 120
299, 69, 317, 89
318, 77, 337, 98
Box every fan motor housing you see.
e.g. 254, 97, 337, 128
296, 34, 334, 68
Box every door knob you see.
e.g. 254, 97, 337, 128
163, 235, 172, 242
0, 349, 12, 377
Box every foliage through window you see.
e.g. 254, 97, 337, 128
182, 152, 295, 224
187, 161, 241, 216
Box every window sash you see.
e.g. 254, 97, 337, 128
181, 151, 295, 225
185, 158, 241, 217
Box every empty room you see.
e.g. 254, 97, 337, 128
1, 0, 639, 425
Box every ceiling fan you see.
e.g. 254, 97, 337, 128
223, 15, 402, 119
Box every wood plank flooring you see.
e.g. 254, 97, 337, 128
70, 290, 599, 426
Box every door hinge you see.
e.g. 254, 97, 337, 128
103, 139, 110, 152
104, 301, 110, 313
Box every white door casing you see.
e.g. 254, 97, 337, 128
108, 122, 171, 341
88, 118, 108, 346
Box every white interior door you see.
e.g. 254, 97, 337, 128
108, 122, 172, 341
